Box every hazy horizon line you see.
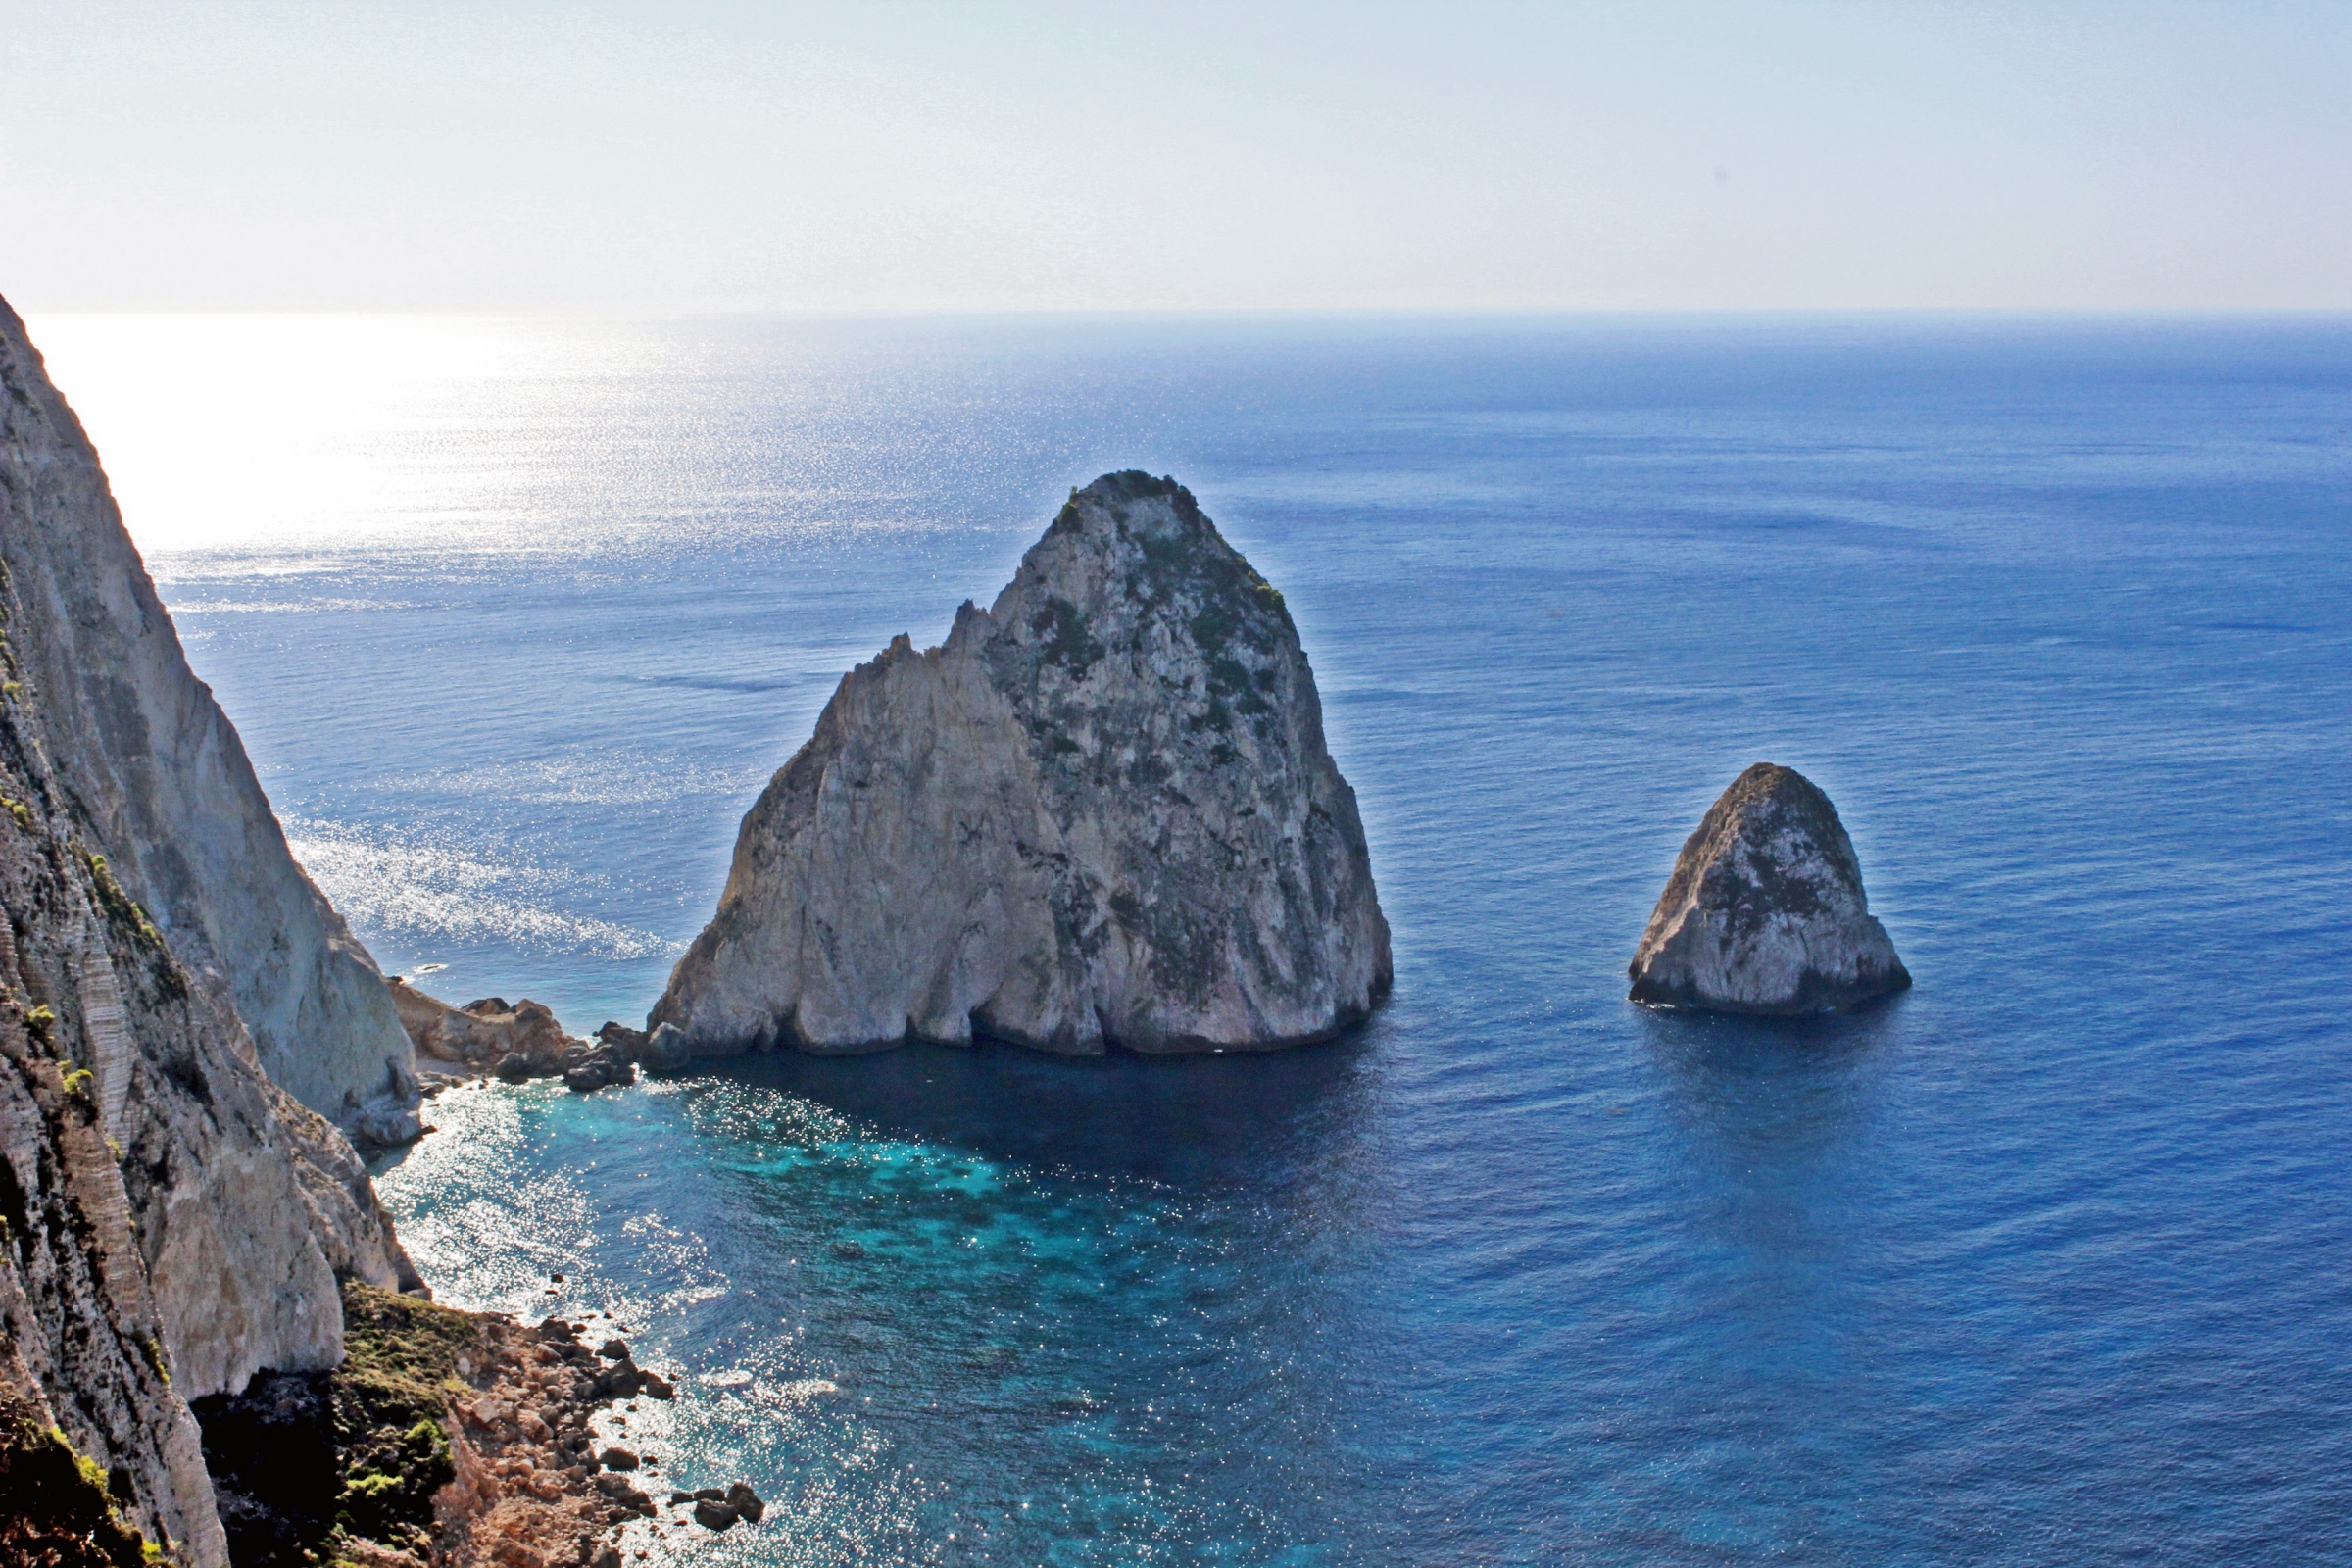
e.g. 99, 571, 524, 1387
20, 302, 2352, 322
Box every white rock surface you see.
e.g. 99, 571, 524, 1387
656, 471, 1391, 1055
1629, 762, 1910, 1014
0, 296, 425, 1563
0, 301, 419, 1147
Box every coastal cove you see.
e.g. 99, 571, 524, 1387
40, 313, 2352, 1565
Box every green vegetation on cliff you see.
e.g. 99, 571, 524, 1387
0, 1394, 154, 1568
195, 1282, 482, 1567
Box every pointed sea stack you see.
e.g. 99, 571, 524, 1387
1629, 763, 1909, 1014
653, 471, 1391, 1056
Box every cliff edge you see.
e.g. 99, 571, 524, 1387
0, 299, 419, 1148
654, 471, 1391, 1056
0, 298, 423, 1566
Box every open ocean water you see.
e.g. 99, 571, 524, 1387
30, 312, 2352, 1565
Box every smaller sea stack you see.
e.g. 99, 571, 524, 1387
1629, 763, 1909, 1014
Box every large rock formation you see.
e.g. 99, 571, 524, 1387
0, 298, 422, 1565
654, 471, 1390, 1056
0, 301, 419, 1148
1628, 762, 1910, 1014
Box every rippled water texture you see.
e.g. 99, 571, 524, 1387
32, 313, 2352, 1564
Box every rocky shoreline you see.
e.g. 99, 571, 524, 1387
390, 978, 685, 1096
194, 1281, 760, 1568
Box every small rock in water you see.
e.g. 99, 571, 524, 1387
1628, 762, 1911, 1014
669, 1490, 695, 1504
638, 1371, 676, 1400
495, 1053, 532, 1083
692, 1499, 739, 1531
598, 1338, 631, 1360
726, 1482, 765, 1523
599, 1446, 640, 1471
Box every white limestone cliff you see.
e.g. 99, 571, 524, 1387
655, 471, 1391, 1056
0, 297, 423, 1565
0, 302, 419, 1149
1628, 762, 1911, 1015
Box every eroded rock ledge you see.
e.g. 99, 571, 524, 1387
653, 471, 1391, 1058
1628, 762, 1910, 1015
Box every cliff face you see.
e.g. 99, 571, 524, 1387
0, 299, 422, 1565
1628, 762, 1910, 1015
0, 302, 419, 1149
656, 471, 1391, 1055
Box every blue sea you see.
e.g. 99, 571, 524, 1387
35, 312, 2352, 1564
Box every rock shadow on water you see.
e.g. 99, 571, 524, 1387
703, 1025, 1387, 1189
1634, 998, 1907, 1164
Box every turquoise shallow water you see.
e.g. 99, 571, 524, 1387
35, 312, 2352, 1563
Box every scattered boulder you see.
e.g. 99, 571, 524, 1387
598, 1339, 630, 1361
640, 1023, 693, 1074
560, 1037, 642, 1092
727, 1482, 765, 1523
693, 1498, 739, 1531
494, 1054, 532, 1084
651, 471, 1391, 1058
598, 1446, 639, 1471
637, 1371, 675, 1401
1628, 763, 1911, 1015
596, 1021, 649, 1054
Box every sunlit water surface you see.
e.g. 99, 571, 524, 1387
30, 312, 2352, 1565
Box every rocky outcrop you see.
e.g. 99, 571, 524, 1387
390, 981, 639, 1092
0, 299, 424, 1565
195, 1285, 683, 1568
654, 471, 1390, 1056
389, 981, 570, 1071
1628, 762, 1910, 1014
0, 297, 418, 1148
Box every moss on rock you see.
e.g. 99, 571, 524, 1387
195, 1282, 482, 1567
0, 1394, 154, 1568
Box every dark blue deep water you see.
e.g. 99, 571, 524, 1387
61, 314, 2352, 1563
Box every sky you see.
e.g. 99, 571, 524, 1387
2, 1, 2348, 314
